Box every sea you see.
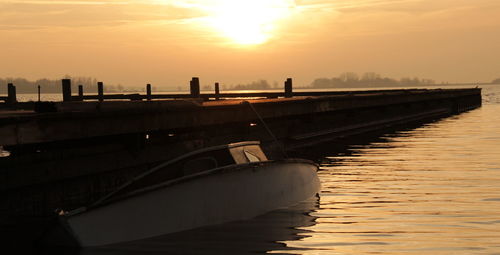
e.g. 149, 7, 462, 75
3, 85, 500, 254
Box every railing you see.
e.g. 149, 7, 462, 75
2, 77, 296, 104
0, 77, 480, 104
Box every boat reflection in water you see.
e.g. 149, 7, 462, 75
77, 197, 319, 255
46, 141, 320, 248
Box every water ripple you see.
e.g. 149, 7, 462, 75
280, 86, 500, 254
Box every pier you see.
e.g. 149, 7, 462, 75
0, 78, 481, 217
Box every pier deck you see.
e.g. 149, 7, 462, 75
0, 88, 480, 146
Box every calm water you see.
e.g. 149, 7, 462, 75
7, 85, 500, 254
283, 87, 500, 254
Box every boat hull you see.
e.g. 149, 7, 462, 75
61, 159, 320, 247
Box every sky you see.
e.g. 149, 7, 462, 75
1, 0, 499, 88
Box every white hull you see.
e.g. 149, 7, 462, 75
62, 160, 320, 247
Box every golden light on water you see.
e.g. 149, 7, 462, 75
200, 0, 295, 46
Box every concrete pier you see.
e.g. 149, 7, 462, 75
0, 87, 481, 216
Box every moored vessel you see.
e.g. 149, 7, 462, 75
47, 141, 320, 247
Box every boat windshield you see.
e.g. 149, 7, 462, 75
229, 144, 268, 164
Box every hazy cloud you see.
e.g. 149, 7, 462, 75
0, 0, 205, 30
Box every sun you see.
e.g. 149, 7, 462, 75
202, 0, 295, 45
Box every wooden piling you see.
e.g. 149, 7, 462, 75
78, 85, 84, 101
62, 79, 72, 102
38, 85, 41, 102
7, 83, 17, 105
97, 82, 104, 102
146, 84, 152, 101
215, 82, 220, 100
284, 78, 293, 98
190, 77, 200, 98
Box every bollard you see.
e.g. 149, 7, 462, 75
62, 79, 72, 102
38, 85, 41, 102
7, 83, 17, 105
78, 85, 84, 101
146, 84, 152, 101
214, 82, 220, 100
284, 78, 293, 98
97, 82, 104, 102
190, 77, 200, 98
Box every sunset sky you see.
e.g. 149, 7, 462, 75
1, 0, 499, 88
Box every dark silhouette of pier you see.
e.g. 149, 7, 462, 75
0, 77, 482, 219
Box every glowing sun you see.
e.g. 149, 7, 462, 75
202, 0, 295, 45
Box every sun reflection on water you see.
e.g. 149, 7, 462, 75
273, 102, 500, 254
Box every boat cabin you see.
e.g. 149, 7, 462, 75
88, 142, 268, 208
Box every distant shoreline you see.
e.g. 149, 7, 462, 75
2, 83, 497, 96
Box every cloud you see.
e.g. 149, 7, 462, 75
0, 0, 205, 30
0, 0, 430, 31
295, 0, 500, 16
2, 0, 499, 43
290, 0, 500, 35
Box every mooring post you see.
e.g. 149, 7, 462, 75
146, 84, 152, 101
62, 79, 72, 102
78, 85, 84, 101
37, 85, 41, 102
7, 83, 17, 105
97, 82, 104, 102
214, 82, 220, 100
284, 78, 293, 98
190, 77, 200, 98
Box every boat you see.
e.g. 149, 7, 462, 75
47, 141, 320, 247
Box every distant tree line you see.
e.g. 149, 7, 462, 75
310, 72, 437, 88
215, 73, 438, 91
197, 80, 280, 91
3, 73, 498, 94
0, 76, 123, 94
228, 80, 278, 90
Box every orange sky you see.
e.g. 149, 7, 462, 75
1, 0, 499, 87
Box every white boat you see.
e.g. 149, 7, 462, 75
48, 141, 320, 247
